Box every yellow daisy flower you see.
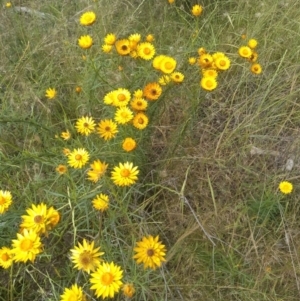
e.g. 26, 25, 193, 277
170, 72, 184, 83
249, 51, 258, 63
102, 44, 113, 53
111, 162, 139, 186
63, 148, 71, 156
75, 86, 82, 93
122, 138, 137, 152
46, 206, 60, 231
198, 53, 213, 69
202, 69, 218, 78
133, 112, 149, 130
0, 247, 13, 269
197, 47, 206, 56
0, 190, 12, 214
87, 159, 108, 183
133, 89, 143, 98
67, 148, 90, 168
115, 39, 130, 55
92, 194, 109, 212
146, 34, 154, 42
70, 239, 104, 273
128, 33, 141, 43
122, 283, 135, 298
60, 284, 86, 301
250, 63, 262, 74
158, 75, 171, 86
191, 4, 203, 16
279, 181, 293, 194
248, 39, 258, 49
168, 0, 175, 3
130, 97, 148, 111
75, 116, 96, 136
238, 46, 252, 58
104, 33, 116, 45
152, 55, 166, 70
45, 88, 57, 99
114, 107, 134, 124
159, 56, 177, 74
103, 91, 116, 105
90, 262, 123, 298
188, 57, 197, 65
143, 82, 162, 100
56, 164, 67, 175
78, 35, 93, 49
137, 42, 156, 60
112, 88, 131, 107
200, 77, 217, 91
11, 229, 42, 263
60, 130, 71, 140
5, 2, 12, 8
97, 119, 118, 140
79, 11, 96, 26
133, 235, 166, 269
214, 56, 231, 71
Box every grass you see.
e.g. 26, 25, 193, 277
1, 0, 300, 300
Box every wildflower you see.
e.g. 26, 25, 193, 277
137, 42, 156, 60
133, 112, 149, 130
75, 86, 82, 93
168, 0, 175, 3
250, 63, 262, 74
111, 162, 139, 186
133, 235, 166, 270
214, 56, 231, 71
61, 130, 71, 140
192, 4, 203, 16
115, 107, 134, 124
5, 2, 12, 8
80, 11, 96, 26
143, 82, 162, 100
158, 75, 171, 86
159, 56, 177, 74
0, 190, 12, 214
122, 283, 135, 298
115, 39, 130, 55
279, 181, 293, 194
75, 116, 96, 136
56, 164, 67, 175
104, 91, 115, 105
238, 46, 252, 58
97, 119, 118, 140
133, 89, 143, 98
63, 148, 71, 156
249, 51, 258, 63
198, 54, 213, 68
170, 72, 184, 83
128, 33, 141, 50
188, 57, 197, 65
45, 88, 57, 99
46, 207, 60, 230
60, 284, 86, 301
102, 44, 113, 53
200, 77, 217, 91
70, 239, 104, 273
248, 39, 258, 49
152, 55, 166, 70
92, 194, 109, 212
122, 138, 137, 152
78, 35, 93, 49
146, 34, 154, 42
68, 148, 89, 169
112, 88, 131, 107
129, 50, 138, 59
104, 33, 116, 45
90, 262, 123, 298
0, 247, 13, 269
87, 160, 108, 183
202, 69, 218, 78
130, 98, 148, 111
11, 229, 42, 263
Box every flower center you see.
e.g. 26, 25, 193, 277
121, 45, 128, 51
0, 196, 5, 205
75, 154, 82, 160
165, 62, 173, 70
83, 122, 89, 128
138, 118, 144, 124
219, 60, 226, 66
121, 169, 130, 177
147, 248, 155, 257
102, 272, 114, 285
34, 215, 43, 224
79, 251, 92, 267
206, 80, 214, 88
1, 253, 9, 261
144, 48, 151, 55
151, 89, 157, 95
117, 93, 126, 101
20, 238, 33, 251
105, 126, 111, 131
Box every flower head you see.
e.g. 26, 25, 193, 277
46, 206, 60, 230
188, 57, 197, 65
92, 194, 109, 212
248, 39, 258, 49
214, 55, 231, 71
75, 116, 96, 136
133, 235, 166, 269
279, 181, 293, 194
63, 148, 71, 156
0, 247, 13, 269
133, 112, 149, 130
200, 77, 217, 91
112, 88, 131, 107
114, 107, 134, 124
143, 82, 162, 100
146, 34, 154, 42
68, 148, 89, 168
0, 190, 12, 214
192, 4, 203, 16
137, 42, 156, 60
158, 75, 171, 86
97, 119, 118, 140
170, 72, 184, 83
61, 130, 71, 140
159, 56, 177, 74
122, 283, 135, 298
78, 35, 93, 49
90, 262, 123, 299
238, 46, 252, 58
122, 138, 137, 152
115, 39, 130, 55
5, 2, 12, 8
80, 11, 96, 26
198, 54, 213, 68
11, 229, 42, 263
71, 239, 104, 274
104, 33, 116, 45
56, 164, 68, 175
250, 63, 262, 74
45, 88, 57, 99
87, 160, 108, 183
111, 162, 139, 186
130, 97, 148, 111
60, 284, 86, 301
133, 89, 143, 98
202, 69, 218, 78
102, 44, 113, 53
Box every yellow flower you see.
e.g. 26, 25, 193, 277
60, 284, 86, 301
202, 69, 218, 78
114, 107, 134, 124
80, 11, 96, 26
56, 164, 68, 175
45, 88, 57, 99
46, 206, 60, 230
104, 33, 116, 45
63, 148, 71, 156
191, 4, 203, 16
122, 283, 135, 298
197, 47, 206, 56
214, 56, 231, 71
90, 262, 123, 298
168, 0, 175, 3
68, 148, 89, 168
152, 55, 166, 70
112, 88, 131, 107
146, 34, 154, 42
133, 235, 166, 270
97, 119, 118, 140
103, 91, 115, 105
248, 39, 258, 49
122, 138, 137, 152
87, 160, 108, 183
143, 82, 162, 100
158, 75, 171, 86
249, 51, 258, 63
188, 57, 197, 65
170, 72, 184, 83
111, 162, 139, 186
133, 89, 143, 98
159, 56, 177, 74
70, 239, 104, 273
0, 190, 12, 214
5, 2, 12, 8
75, 116, 96, 136
78, 35, 93, 49
0, 247, 13, 269
279, 181, 293, 194
198, 54, 213, 68
92, 194, 109, 212
137, 42, 156, 60
11, 229, 42, 263
75, 86, 82, 93
128, 33, 141, 50
130, 98, 148, 111
200, 77, 217, 91
250, 63, 262, 74
102, 44, 113, 53
115, 39, 130, 55
133, 112, 149, 130
238, 46, 252, 58
61, 130, 71, 140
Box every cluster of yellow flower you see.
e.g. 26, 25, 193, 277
238, 38, 262, 74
